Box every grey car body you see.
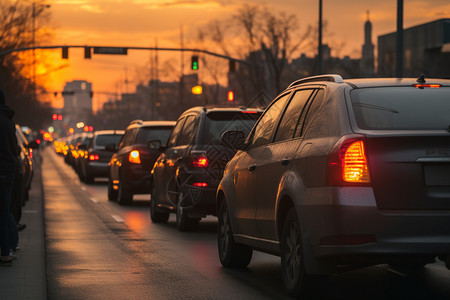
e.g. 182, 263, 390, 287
217, 75, 450, 296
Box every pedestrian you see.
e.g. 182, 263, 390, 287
0, 89, 19, 267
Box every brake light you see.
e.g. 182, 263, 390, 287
89, 154, 99, 161
129, 150, 141, 164
328, 136, 371, 185
193, 182, 208, 187
192, 157, 208, 168
413, 84, 441, 88
343, 141, 370, 183
242, 111, 258, 114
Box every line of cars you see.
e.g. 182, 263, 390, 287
54, 74, 450, 297
12, 125, 39, 225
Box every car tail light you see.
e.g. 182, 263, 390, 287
193, 182, 208, 187
129, 150, 141, 164
29, 148, 33, 159
328, 136, 371, 186
89, 153, 99, 161
193, 157, 208, 167
413, 83, 441, 88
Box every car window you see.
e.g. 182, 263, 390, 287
274, 89, 314, 142
202, 111, 261, 145
296, 89, 325, 137
167, 117, 186, 147
118, 129, 136, 149
248, 93, 290, 148
135, 126, 174, 146
350, 87, 450, 130
95, 134, 124, 147
178, 115, 198, 146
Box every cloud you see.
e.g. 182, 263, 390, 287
132, 0, 232, 8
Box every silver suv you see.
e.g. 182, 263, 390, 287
217, 74, 450, 297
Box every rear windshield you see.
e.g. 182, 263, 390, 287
95, 134, 123, 147
202, 111, 261, 144
351, 87, 450, 130
135, 127, 173, 146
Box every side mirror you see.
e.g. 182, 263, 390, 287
148, 140, 161, 150
28, 141, 40, 150
221, 130, 246, 151
105, 143, 117, 152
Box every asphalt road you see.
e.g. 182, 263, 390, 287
42, 147, 450, 300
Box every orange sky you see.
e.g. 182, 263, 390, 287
35, 0, 450, 112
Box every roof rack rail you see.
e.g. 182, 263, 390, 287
129, 119, 143, 125
287, 74, 344, 89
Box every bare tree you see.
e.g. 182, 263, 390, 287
0, 0, 54, 129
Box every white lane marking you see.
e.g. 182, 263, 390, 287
90, 197, 98, 203
112, 215, 124, 223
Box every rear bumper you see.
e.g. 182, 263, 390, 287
300, 187, 450, 259
86, 162, 109, 177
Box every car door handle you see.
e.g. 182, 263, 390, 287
281, 158, 291, 166
248, 165, 256, 171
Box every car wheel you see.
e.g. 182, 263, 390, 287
150, 186, 169, 223
217, 199, 252, 268
176, 200, 200, 232
118, 178, 132, 205
281, 208, 317, 297
107, 177, 118, 201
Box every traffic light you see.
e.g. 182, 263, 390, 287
191, 55, 199, 70
62, 46, 69, 59
227, 91, 234, 102
84, 47, 91, 59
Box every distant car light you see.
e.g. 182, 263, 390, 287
413, 84, 441, 88
89, 154, 99, 161
193, 182, 208, 187
192, 157, 208, 167
129, 150, 141, 164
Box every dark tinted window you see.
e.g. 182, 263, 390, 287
202, 111, 261, 145
298, 89, 325, 137
274, 89, 314, 142
351, 87, 450, 130
135, 126, 173, 146
249, 93, 290, 147
167, 117, 186, 147
178, 116, 198, 146
96, 134, 123, 147
118, 129, 135, 149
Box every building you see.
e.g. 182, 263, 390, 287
378, 18, 450, 78
62, 80, 93, 131
361, 11, 375, 77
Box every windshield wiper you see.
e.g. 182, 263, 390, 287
353, 103, 399, 113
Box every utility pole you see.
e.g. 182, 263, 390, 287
317, 0, 323, 75
395, 0, 404, 77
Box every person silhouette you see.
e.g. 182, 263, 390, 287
0, 89, 19, 266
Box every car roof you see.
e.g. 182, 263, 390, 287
126, 120, 176, 130
94, 130, 125, 136
181, 106, 264, 116
344, 78, 450, 88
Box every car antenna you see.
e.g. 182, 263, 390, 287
417, 74, 426, 84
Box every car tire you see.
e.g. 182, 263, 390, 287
176, 202, 200, 232
107, 177, 118, 201
281, 208, 318, 298
217, 199, 252, 268
150, 186, 169, 223
118, 178, 132, 205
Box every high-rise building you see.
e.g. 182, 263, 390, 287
62, 80, 93, 131
361, 11, 375, 77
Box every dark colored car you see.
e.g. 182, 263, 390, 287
74, 132, 94, 176
150, 106, 262, 231
11, 125, 38, 223
216, 75, 450, 297
79, 130, 124, 183
108, 120, 175, 205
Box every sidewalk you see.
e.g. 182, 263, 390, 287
0, 151, 47, 300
